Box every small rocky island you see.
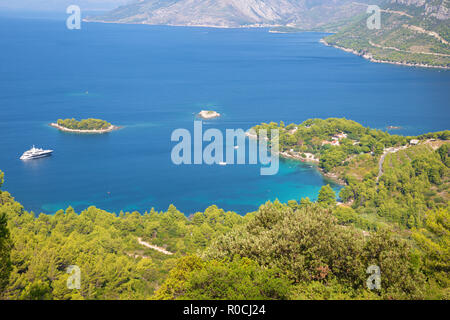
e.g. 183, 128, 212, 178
198, 110, 221, 120
387, 126, 402, 130
50, 118, 119, 133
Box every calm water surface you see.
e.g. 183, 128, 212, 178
0, 13, 449, 215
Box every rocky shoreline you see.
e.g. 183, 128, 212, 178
246, 130, 346, 185
50, 123, 120, 134
320, 39, 450, 70
279, 151, 319, 163
280, 150, 346, 185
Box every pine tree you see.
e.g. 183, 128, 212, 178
318, 184, 336, 206
0, 170, 12, 292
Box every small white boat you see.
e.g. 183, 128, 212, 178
219, 162, 227, 166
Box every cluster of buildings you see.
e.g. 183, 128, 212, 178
322, 132, 348, 146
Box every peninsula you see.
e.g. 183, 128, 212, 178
50, 118, 119, 134
251, 118, 450, 186
198, 110, 221, 120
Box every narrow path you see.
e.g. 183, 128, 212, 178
369, 40, 450, 57
376, 146, 409, 183
352, 2, 448, 54
381, 9, 413, 18
403, 24, 449, 45
352, 2, 413, 18
377, 153, 388, 183
137, 237, 174, 255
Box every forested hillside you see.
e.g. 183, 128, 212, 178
252, 118, 449, 228
88, 0, 375, 29
324, 0, 450, 68
0, 183, 246, 299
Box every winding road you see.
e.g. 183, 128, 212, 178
369, 41, 450, 58
376, 146, 409, 183
376, 152, 388, 183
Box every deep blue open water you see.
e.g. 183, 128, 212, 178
0, 12, 449, 215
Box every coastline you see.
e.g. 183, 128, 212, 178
318, 168, 346, 186
50, 123, 121, 134
320, 39, 450, 70
246, 131, 346, 185
84, 19, 448, 70
246, 131, 320, 163
84, 19, 282, 29
280, 151, 346, 185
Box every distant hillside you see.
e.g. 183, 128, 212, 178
87, 0, 450, 68
323, 0, 450, 68
87, 0, 375, 29
0, 0, 130, 11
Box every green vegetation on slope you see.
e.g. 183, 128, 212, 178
56, 118, 113, 131
154, 254, 291, 300
340, 143, 449, 228
0, 182, 246, 299
252, 118, 449, 229
203, 202, 425, 299
0, 171, 12, 292
252, 118, 409, 172
324, 1, 450, 68
413, 207, 450, 291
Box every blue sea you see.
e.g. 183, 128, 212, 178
0, 12, 449, 215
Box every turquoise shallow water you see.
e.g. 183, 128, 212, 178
0, 13, 449, 215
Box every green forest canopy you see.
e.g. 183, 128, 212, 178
56, 118, 112, 130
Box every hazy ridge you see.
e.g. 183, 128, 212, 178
88, 0, 376, 29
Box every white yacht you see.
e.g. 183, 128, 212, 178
20, 145, 53, 160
